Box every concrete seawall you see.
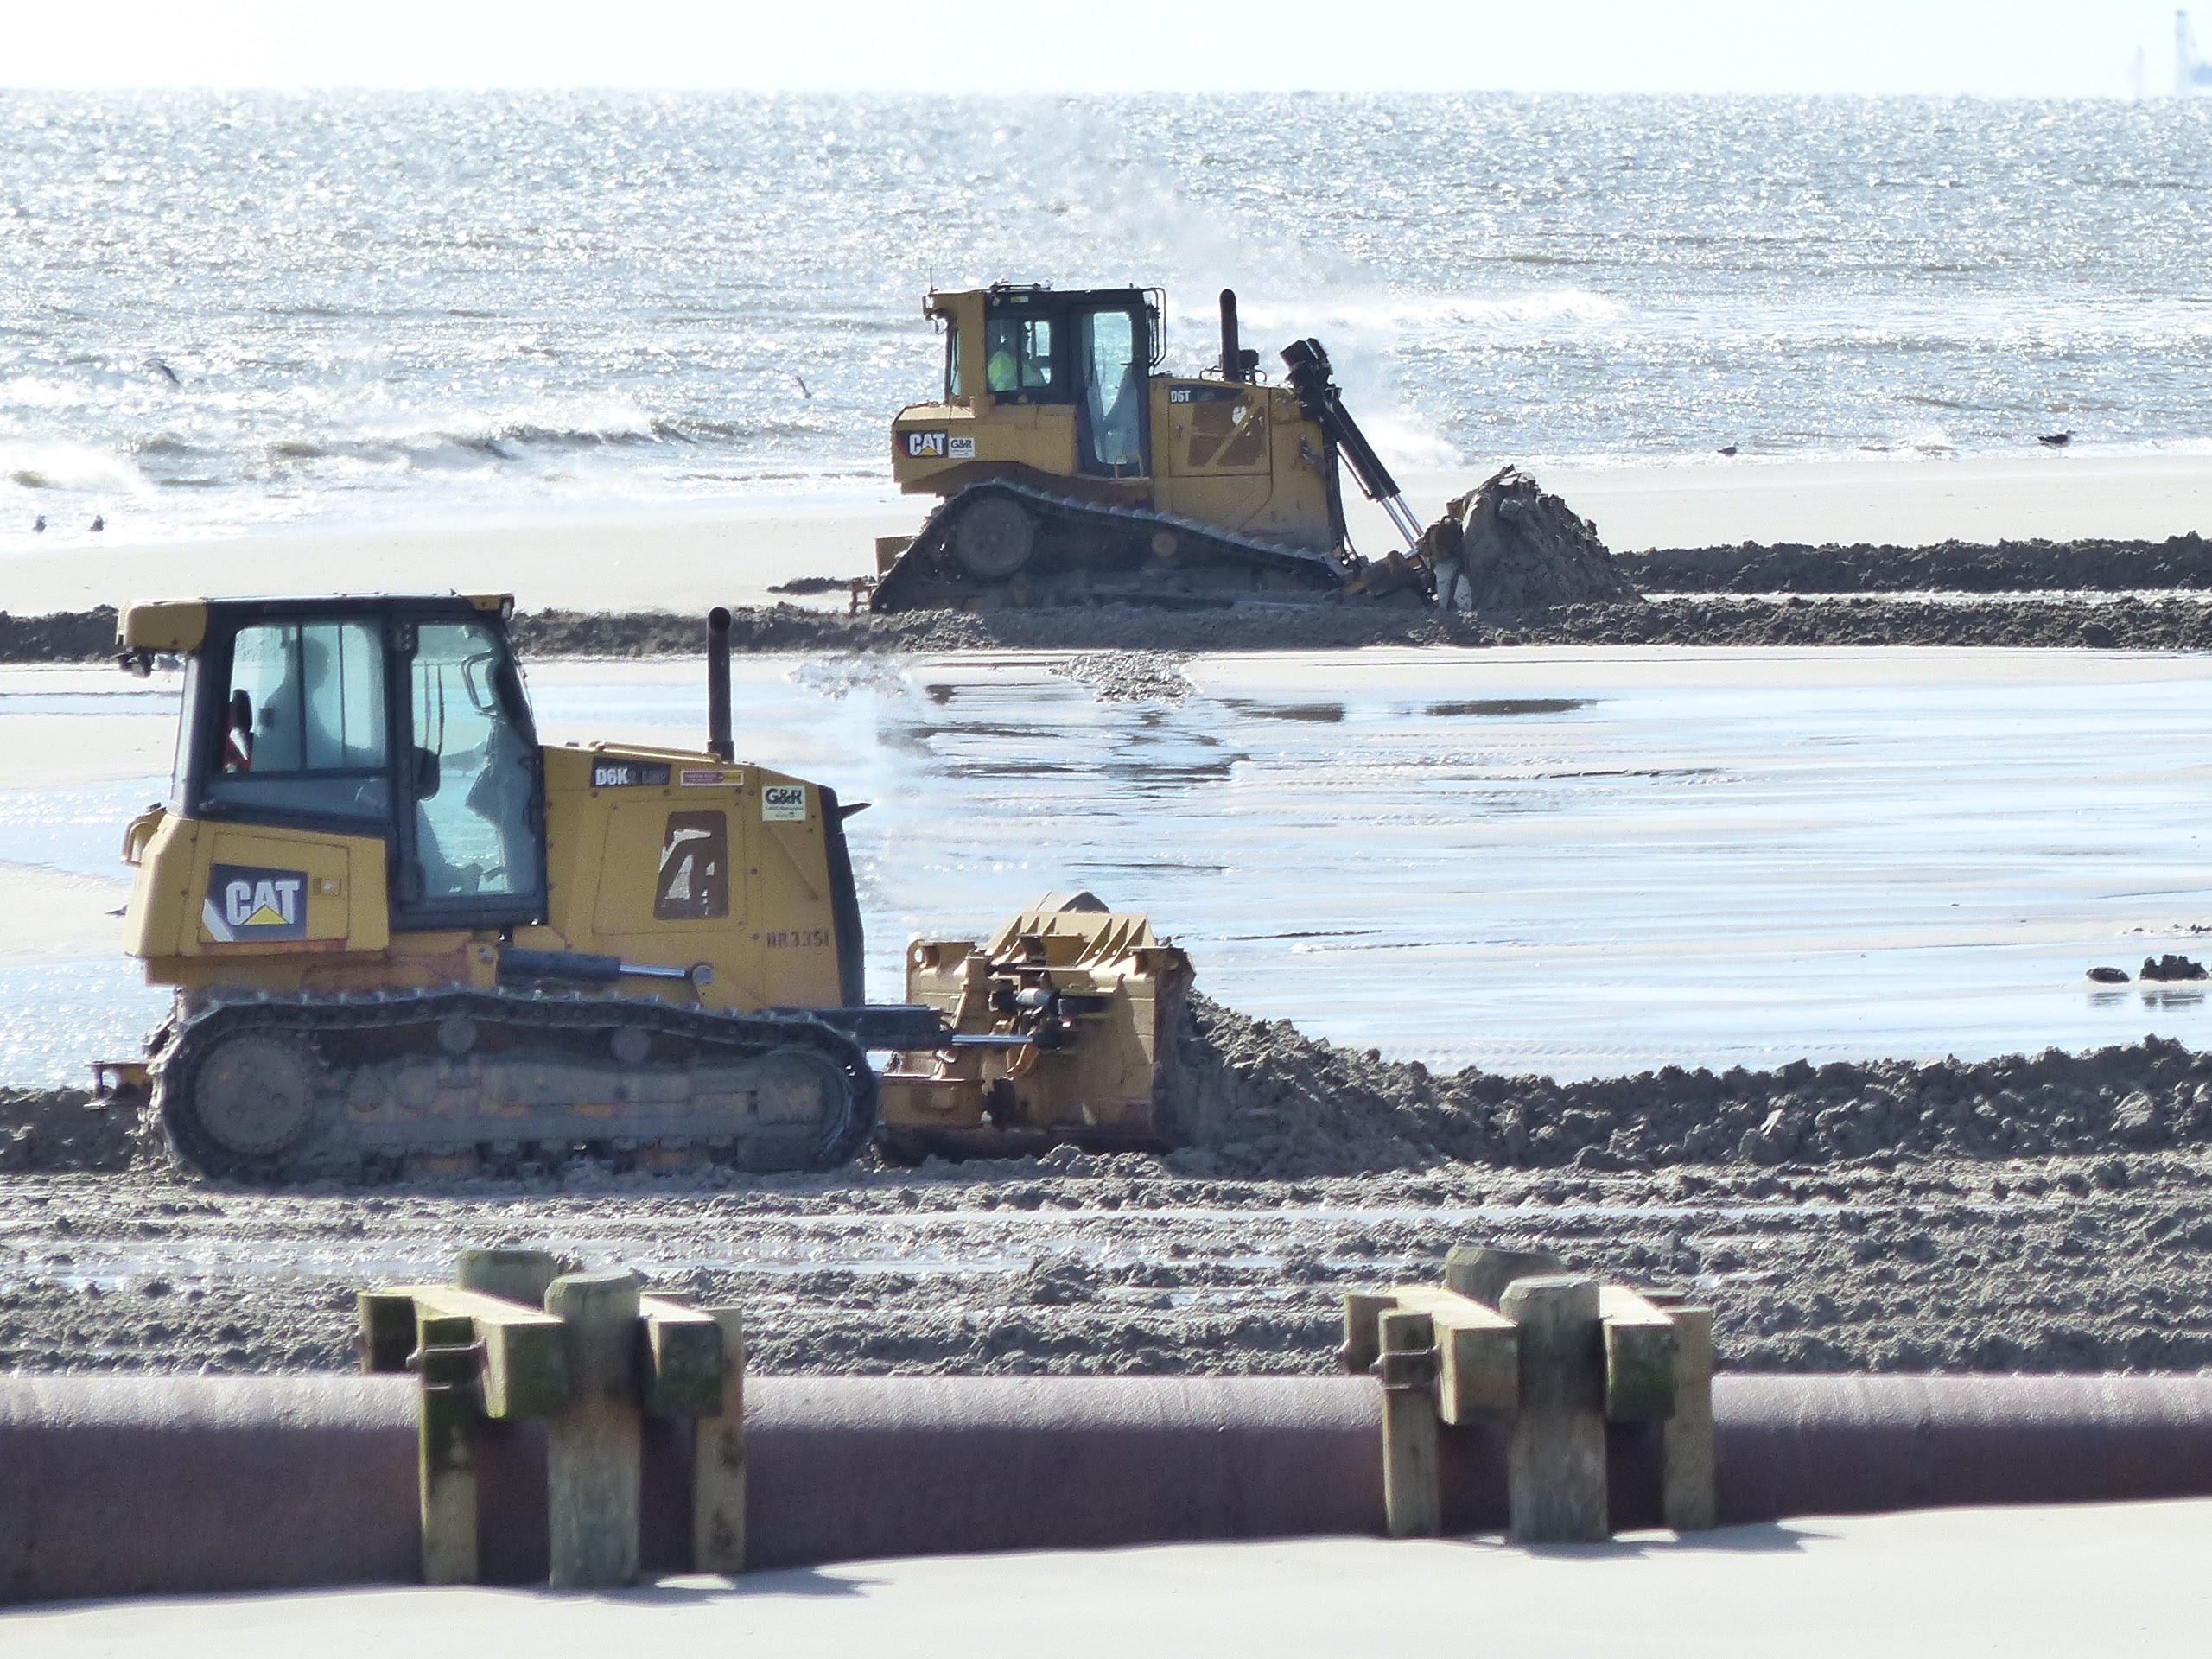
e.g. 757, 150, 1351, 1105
6, 1372, 2212, 1604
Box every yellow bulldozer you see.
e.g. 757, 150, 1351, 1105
96, 595, 1191, 1180
871, 283, 1434, 610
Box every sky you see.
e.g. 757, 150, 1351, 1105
1, 1, 2208, 97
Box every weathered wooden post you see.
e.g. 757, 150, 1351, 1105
1662, 1306, 1716, 1531
365, 1253, 743, 1587
1444, 1244, 1565, 1310
1375, 1307, 1441, 1539
359, 1249, 569, 1586
455, 1247, 560, 1306
1498, 1274, 1608, 1543
691, 1306, 748, 1573
409, 1297, 483, 1584
544, 1269, 644, 1589
1338, 1290, 1395, 1375
1598, 1285, 1679, 1422
1383, 1285, 1519, 1424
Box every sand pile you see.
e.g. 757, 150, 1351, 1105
1624, 534, 2212, 594
0, 1088, 137, 1173
510, 605, 988, 658
14, 542, 2212, 666
1531, 593, 2212, 651
1423, 467, 1638, 614
1170, 995, 2212, 1179
0, 607, 117, 663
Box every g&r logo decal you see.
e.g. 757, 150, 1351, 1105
200, 862, 310, 943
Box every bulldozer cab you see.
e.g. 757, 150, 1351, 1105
938, 284, 1161, 478
132, 594, 546, 934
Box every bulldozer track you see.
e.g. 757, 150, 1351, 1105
150, 988, 880, 1183
870, 479, 1357, 612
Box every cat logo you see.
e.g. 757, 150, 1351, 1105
902, 430, 949, 460
200, 863, 310, 943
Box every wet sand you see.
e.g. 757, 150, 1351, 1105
10, 1000, 2212, 1378
0, 866, 125, 961
6, 1144, 2211, 1379
4, 601, 2210, 1392
7, 452, 2212, 620
9, 647, 2212, 1084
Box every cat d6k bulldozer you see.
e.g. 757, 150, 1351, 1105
96, 594, 1192, 1180
871, 283, 1433, 610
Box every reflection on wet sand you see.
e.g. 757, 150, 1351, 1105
4, 647, 2212, 1085
1424, 698, 1593, 718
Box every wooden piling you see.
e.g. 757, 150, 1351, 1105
1384, 1285, 1518, 1423
638, 1295, 727, 1418
1662, 1306, 1717, 1532
1442, 1244, 1565, 1310
1339, 1290, 1395, 1375
391, 1286, 567, 1421
357, 1290, 418, 1376
1599, 1285, 1680, 1422
1498, 1274, 1608, 1544
1376, 1307, 1441, 1539
692, 1306, 748, 1574
544, 1269, 645, 1589
410, 1304, 482, 1584
454, 1248, 560, 1307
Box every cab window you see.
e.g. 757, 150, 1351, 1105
204, 620, 389, 824
409, 621, 536, 902
945, 320, 963, 398
1077, 308, 1145, 475
985, 316, 1055, 395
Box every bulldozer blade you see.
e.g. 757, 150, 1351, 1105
876, 892, 1193, 1160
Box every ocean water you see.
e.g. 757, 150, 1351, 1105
7, 91, 2212, 553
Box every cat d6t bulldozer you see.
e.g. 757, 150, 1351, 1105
97, 595, 1191, 1179
872, 283, 1433, 610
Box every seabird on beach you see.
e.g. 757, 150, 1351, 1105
145, 358, 181, 386
2038, 431, 2072, 448
1717, 444, 1738, 456
32, 515, 45, 532
90, 515, 105, 532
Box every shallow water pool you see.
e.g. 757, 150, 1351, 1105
4, 645, 2209, 1085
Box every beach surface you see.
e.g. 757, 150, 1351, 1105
9, 645, 2212, 1084
10, 1501, 2209, 1656
7, 453, 2210, 619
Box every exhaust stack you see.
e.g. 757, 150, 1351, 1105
1219, 289, 1245, 382
706, 606, 733, 761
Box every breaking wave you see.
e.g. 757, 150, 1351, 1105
6, 89, 2212, 549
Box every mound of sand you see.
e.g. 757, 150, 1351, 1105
1624, 534, 2212, 595
0, 607, 117, 663
1169, 995, 2212, 1179
1421, 467, 1639, 614
0, 1088, 137, 1172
